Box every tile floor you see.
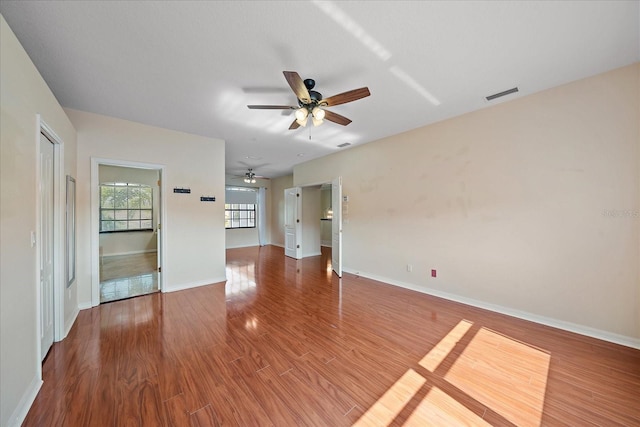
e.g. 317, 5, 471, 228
100, 253, 159, 303
100, 272, 158, 303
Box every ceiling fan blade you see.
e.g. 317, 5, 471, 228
283, 71, 311, 104
289, 119, 301, 130
324, 110, 352, 126
321, 87, 370, 107
247, 105, 295, 109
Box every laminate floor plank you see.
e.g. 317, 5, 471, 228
22, 245, 640, 426
256, 365, 331, 426
228, 357, 302, 426
203, 351, 276, 427
288, 353, 359, 416
189, 405, 219, 427
163, 394, 191, 427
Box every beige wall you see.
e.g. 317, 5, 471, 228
294, 64, 640, 344
68, 109, 226, 304
269, 175, 294, 246
1, 15, 78, 426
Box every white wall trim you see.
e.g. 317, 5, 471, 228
270, 243, 284, 248
162, 276, 228, 294
303, 251, 322, 258
63, 305, 79, 339
7, 374, 42, 427
78, 301, 93, 310
102, 249, 157, 257
35, 115, 67, 376
91, 158, 166, 307
343, 268, 640, 350
225, 244, 260, 250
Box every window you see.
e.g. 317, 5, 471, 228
225, 203, 256, 229
100, 182, 153, 232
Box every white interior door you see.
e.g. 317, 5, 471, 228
331, 177, 343, 277
284, 187, 302, 259
40, 133, 55, 360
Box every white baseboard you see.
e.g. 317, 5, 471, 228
321, 241, 332, 247
163, 276, 228, 293
78, 301, 93, 310
271, 243, 284, 248
225, 244, 259, 249
103, 249, 157, 258
303, 252, 322, 258
343, 268, 640, 350
63, 306, 80, 339
8, 374, 42, 427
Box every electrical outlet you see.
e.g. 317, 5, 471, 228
431, 269, 437, 278
407, 264, 412, 272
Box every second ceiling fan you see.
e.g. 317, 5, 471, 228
247, 71, 370, 130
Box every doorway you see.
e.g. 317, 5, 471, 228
284, 177, 342, 277
91, 160, 164, 305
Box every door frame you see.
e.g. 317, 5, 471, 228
331, 176, 343, 277
90, 158, 166, 307
35, 117, 65, 366
293, 177, 344, 272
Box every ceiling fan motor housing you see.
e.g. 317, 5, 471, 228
298, 90, 323, 107
303, 78, 316, 90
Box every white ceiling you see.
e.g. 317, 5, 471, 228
1, 1, 638, 178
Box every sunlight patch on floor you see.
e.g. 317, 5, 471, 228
444, 327, 551, 426
353, 369, 425, 426
357, 322, 550, 426
402, 386, 491, 426
419, 319, 474, 372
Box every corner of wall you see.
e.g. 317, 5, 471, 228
6, 375, 42, 427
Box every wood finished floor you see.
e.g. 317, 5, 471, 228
25, 246, 640, 426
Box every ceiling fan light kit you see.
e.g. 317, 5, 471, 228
295, 108, 308, 121
247, 71, 370, 130
312, 106, 325, 120
311, 116, 323, 127
243, 168, 257, 183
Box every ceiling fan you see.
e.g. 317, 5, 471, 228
247, 71, 370, 129
242, 168, 263, 183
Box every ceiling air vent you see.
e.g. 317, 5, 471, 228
337, 142, 351, 148
485, 87, 519, 101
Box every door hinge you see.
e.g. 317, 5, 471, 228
157, 180, 161, 187
158, 266, 162, 273
158, 223, 161, 230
